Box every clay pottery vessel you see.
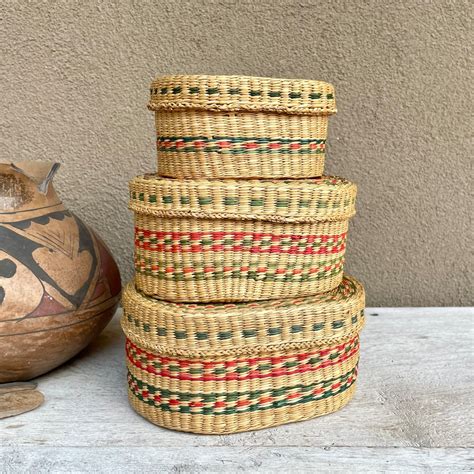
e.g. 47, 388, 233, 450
0, 161, 121, 382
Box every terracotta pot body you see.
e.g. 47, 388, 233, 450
0, 162, 121, 382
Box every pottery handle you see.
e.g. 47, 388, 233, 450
39, 163, 60, 193
9, 162, 61, 194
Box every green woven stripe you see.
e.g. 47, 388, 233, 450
129, 366, 356, 399
137, 233, 346, 249
124, 309, 362, 342
150, 87, 334, 101
158, 137, 326, 144
135, 265, 343, 282
128, 366, 357, 415
157, 136, 326, 154
132, 194, 354, 208
131, 177, 354, 209
136, 255, 344, 270
135, 264, 343, 282
129, 337, 359, 373
160, 147, 325, 155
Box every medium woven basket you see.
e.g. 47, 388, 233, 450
148, 75, 336, 179
121, 275, 365, 434
130, 175, 357, 302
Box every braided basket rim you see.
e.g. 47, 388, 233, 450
148, 74, 336, 115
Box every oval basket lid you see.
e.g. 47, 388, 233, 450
148, 75, 336, 115
121, 275, 365, 357
129, 175, 356, 223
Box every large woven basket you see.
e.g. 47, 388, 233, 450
148, 75, 336, 179
121, 275, 365, 434
130, 175, 357, 302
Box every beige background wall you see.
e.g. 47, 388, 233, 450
1, 0, 471, 306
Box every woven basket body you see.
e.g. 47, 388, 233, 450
149, 75, 336, 179
122, 275, 365, 434
130, 175, 357, 302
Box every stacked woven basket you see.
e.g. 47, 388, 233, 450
122, 75, 365, 434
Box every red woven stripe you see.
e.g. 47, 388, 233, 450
136, 241, 346, 255
135, 229, 347, 242
134, 260, 344, 273
135, 229, 347, 256
127, 336, 357, 366
126, 337, 359, 382
127, 347, 358, 382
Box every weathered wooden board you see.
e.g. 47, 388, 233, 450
0, 308, 472, 473
1, 447, 472, 473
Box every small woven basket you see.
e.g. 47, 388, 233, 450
130, 175, 357, 302
121, 275, 365, 434
148, 75, 336, 179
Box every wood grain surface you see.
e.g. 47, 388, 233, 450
0, 308, 472, 473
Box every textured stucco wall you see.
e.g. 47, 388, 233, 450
1, 0, 471, 306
